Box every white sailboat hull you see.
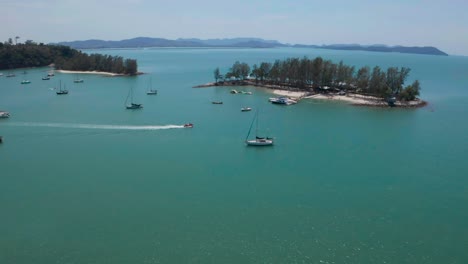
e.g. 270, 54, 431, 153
245, 139, 274, 146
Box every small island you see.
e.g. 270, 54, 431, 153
0, 38, 139, 75
196, 57, 426, 107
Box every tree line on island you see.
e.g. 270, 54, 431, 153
214, 57, 420, 101
0, 39, 138, 75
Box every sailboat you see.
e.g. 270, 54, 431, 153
245, 110, 273, 146
146, 78, 157, 95
56, 80, 69, 95
125, 86, 143, 109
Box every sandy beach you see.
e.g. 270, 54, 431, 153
305, 93, 426, 107
272, 90, 307, 98
56, 70, 124, 76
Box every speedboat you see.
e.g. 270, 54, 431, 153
0, 111, 10, 118
212, 101, 223, 104
241, 107, 252, 112
21, 80, 31, 84
73, 79, 84, 83
42, 76, 50, 80
230, 89, 239, 94
184, 123, 194, 128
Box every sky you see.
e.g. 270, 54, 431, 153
1, 0, 468, 55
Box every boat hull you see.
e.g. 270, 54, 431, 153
126, 104, 143, 109
245, 139, 274, 146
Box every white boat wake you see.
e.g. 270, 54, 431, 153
8, 122, 185, 130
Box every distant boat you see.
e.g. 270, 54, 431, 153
230, 89, 239, 94
241, 107, 252, 112
47, 71, 55, 77
6, 73, 15, 77
42, 76, 50, 80
56, 80, 69, 95
240, 91, 252, 95
73, 78, 84, 83
0, 111, 10, 118
245, 110, 273, 146
21, 80, 31, 84
212, 101, 223, 104
146, 78, 157, 95
184, 123, 194, 128
125, 86, 142, 109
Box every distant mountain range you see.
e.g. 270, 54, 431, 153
56, 37, 448, 56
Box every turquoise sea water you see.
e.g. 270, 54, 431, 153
1, 48, 467, 263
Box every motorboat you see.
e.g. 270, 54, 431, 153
0, 111, 10, 118
42, 76, 50, 80
21, 80, 31, 84
73, 79, 84, 83
241, 107, 252, 112
269, 97, 297, 105
230, 89, 239, 94
184, 123, 194, 128
212, 101, 223, 104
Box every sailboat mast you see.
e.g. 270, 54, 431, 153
245, 110, 257, 141
255, 110, 259, 137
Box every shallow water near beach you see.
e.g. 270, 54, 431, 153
1, 47, 468, 263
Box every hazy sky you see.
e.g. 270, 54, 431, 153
2, 0, 467, 55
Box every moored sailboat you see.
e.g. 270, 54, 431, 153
146, 78, 157, 95
56, 80, 69, 95
245, 110, 273, 146
126, 86, 143, 109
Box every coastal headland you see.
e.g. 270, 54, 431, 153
194, 81, 427, 108
56, 70, 144, 77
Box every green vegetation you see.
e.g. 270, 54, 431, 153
0, 40, 138, 75
218, 57, 420, 101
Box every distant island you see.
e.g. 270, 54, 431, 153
0, 39, 139, 75
196, 57, 426, 108
57, 37, 448, 56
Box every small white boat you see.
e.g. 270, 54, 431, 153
0, 111, 10, 118
42, 76, 50, 80
241, 107, 252, 112
73, 78, 84, 83
21, 80, 31, 84
230, 89, 239, 94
